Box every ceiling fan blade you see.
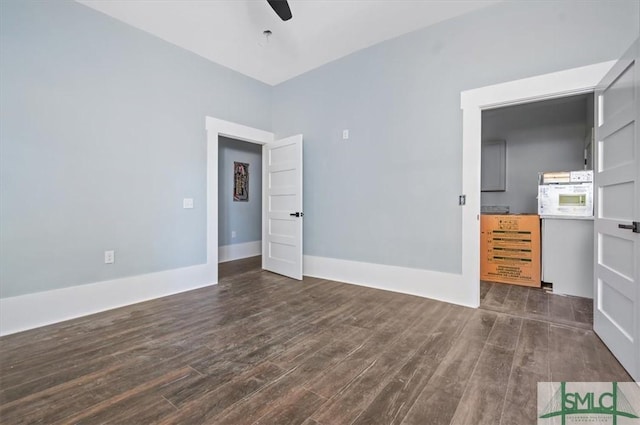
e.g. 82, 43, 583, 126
267, 0, 292, 21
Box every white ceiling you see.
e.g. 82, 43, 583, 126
78, 0, 500, 86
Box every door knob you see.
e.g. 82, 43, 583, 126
618, 221, 639, 233
289, 212, 304, 217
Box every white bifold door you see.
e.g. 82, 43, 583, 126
262, 135, 304, 280
594, 38, 639, 381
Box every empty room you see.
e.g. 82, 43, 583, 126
1, 1, 639, 424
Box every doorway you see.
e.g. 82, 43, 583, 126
479, 94, 595, 307
205, 117, 304, 283
460, 61, 615, 308
205, 117, 273, 284
218, 136, 263, 263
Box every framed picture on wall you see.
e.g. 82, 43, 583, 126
233, 162, 249, 202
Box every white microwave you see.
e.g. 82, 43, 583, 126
538, 171, 593, 218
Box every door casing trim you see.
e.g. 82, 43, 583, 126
205, 117, 274, 282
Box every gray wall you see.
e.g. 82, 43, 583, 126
271, 0, 639, 273
0, 0, 272, 298
218, 137, 262, 246
481, 96, 590, 214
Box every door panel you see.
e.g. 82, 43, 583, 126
601, 181, 634, 219
594, 38, 639, 381
600, 278, 634, 334
601, 233, 634, 279
601, 122, 634, 171
601, 62, 635, 122
262, 134, 303, 280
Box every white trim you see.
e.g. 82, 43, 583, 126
0, 264, 213, 336
460, 62, 616, 110
304, 255, 477, 308
0, 117, 274, 336
460, 61, 615, 308
218, 240, 262, 263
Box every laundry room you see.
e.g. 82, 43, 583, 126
480, 93, 595, 298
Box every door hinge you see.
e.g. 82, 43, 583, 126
459, 195, 466, 206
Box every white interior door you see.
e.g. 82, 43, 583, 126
262, 134, 303, 280
593, 38, 639, 381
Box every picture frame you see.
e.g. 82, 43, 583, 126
233, 161, 249, 201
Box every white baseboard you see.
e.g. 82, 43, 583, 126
1, 253, 476, 337
0, 264, 216, 336
218, 241, 261, 263
303, 255, 478, 308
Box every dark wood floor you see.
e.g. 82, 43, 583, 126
0, 257, 631, 425
480, 280, 594, 329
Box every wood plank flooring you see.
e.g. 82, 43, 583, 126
479, 281, 594, 329
0, 257, 631, 425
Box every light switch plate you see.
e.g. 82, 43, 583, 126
183, 198, 194, 209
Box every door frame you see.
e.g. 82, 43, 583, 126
460, 61, 616, 306
206, 117, 274, 283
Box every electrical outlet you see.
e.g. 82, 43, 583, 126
104, 250, 115, 264
231, 231, 237, 238
342, 129, 349, 140
183, 198, 194, 209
